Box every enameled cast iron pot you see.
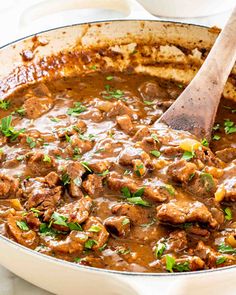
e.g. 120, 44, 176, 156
0, 20, 236, 295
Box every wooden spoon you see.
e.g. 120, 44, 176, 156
157, 6, 236, 140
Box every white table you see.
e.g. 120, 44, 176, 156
0, 1, 233, 294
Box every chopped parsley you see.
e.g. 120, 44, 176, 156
16, 155, 24, 161
121, 187, 150, 207
16, 220, 29, 231
98, 170, 109, 177
162, 184, 175, 196
43, 154, 51, 163
165, 255, 176, 272
165, 255, 190, 272
85, 239, 98, 249
182, 150, 195, 161
122, 218, 130, 226
150, 150, 161, 158
80, 161, 92, 172
201, 138, 209, 147
213, 123, 220, 131
51, 212, 68, 227
89, 65, 97, 70
26, 136, 36, 148
224, 119, 236, 134
124, 169, 132, 176
116, 248, 130, 255
151, 133, 159, 143
50, 117, 60, 122
155, 242, 166, 258
213, 134, 221, 141
224, 207, 233, 221
88, 225, 101, 232
61, 173, 71, 185
144, 100, 155, 105
0, 99, 10, 110
0, 115, 25, 141
106, 76, 113, 81
67, 222, 82, 231
218, 243, 236, 254
67, 102, 87, 116
134, 163, 144, 177
216, 256, 227, 265
102, 85, 124, 100
13, 107, 25, 116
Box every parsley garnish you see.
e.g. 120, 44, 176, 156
0, 115, 25, 141
61, 173, 71, 185
0, 100, 10, 110
144, 100, 155, 105
213, 134, 221, 141
182, 150, 195, 161
106, 76, 113, 81
85, 239, 98, 249
121, 187, 150, 207
165, 255, 190, 272
88, 225, 101, 232
224, 119, 236, 134
216, 256, 227, 265
13, 107, 25, 116
151, 133, 159, 143
218, 243, 236, 254
67, 102, 87, 116
150, 150, 161, 158
16, 155, 24, 161
102, 85, 124, 100
26, 136, 36, 148
80, 161, 92, 172
161, 184, 175, 196
67, 222, 82, 231
213, 123, 220, 131
51, 212, 68, 227
43, 154, 51, 163
16, 220, 29, 231
134, 163, 144, 177
116, 248, 130, 255
224, 207, 233, 221
201, 138, 209, 147
50, 117, 60, 122
98, 170, 109, 177
155, 242, 166, 258
165, 255, 175, 272
122, 218, 130, 226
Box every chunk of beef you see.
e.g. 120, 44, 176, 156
104, 216, 130, 237
111, 203, 150, 225
82, 174, 103, 198
194, 241, 221, 268
166, 230, 188, 252
107, 172, 166, 202
107, 101, 133, 118
53, 197, 92, 231
45, 172, 60, 187
6, 215, 39, 248
57, 121, 87, 138
216, 147, 236, 163
66, 162, 86, 198
132, 126, 150, 141
84, 217, 109, 250
116, 115, 133, 133
25, 212, 41, 231
79, 107, 104, 122
118, 147, 144, 166
138, 81, 168, 101
26, 152, 56, 176
49, 231, 88, 254
195, 148, 224, 168
156, 200, 218, 228
70, 134, 94, 154
23, 96, 53, 119
167, 159, 197, 184
172, 256, 205, 271
0, 174, 19, 198
89, 160, 111, 174
24, 178, 62, 221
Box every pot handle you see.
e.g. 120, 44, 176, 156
19, 0, 155, 30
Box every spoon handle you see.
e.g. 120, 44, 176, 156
158, 5, 236, 140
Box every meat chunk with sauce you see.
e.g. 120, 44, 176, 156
53, 197, 92, 231
24, 178, 62, 221
216, 147, 236, 163
138, 81, 168, 101
166, 230, 188, 253
26, 152, 56, 177
84, 217, 109, 250
82, 174, 104, 198
0, 174, 19, 198
6, 215, 39, 248
167, 159, 197, 184
156, 200, 218, 228
49, 231, 88, 254
66, 162, 85, 198
104, 216, 130, 237
107, 101, 133, 118
107, 172, 166, 202
116, 115, 133, 133
23, 83, 53, 119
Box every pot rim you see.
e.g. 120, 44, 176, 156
0, 19, 232, 278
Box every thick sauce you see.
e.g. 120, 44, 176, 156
0, 72, 236, 273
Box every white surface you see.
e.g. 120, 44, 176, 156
0, 1, 234, 294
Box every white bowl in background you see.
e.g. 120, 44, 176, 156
136, 0, 236, 18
